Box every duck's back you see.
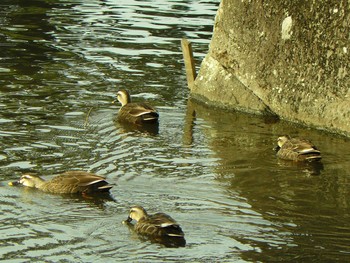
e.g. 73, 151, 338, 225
118, 102, 159, 124
277, 138, 321, 161
40, 171, 112, 194
135, 213, 184, 238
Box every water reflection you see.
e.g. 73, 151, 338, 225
186, 98, 350, 261
0, 1, 59, 77
117, 121, 159, 136
276, 158, 324, 176
2, 0, 219, 260
1, 0, 350, 261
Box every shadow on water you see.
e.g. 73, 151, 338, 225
184, 97, 350, 262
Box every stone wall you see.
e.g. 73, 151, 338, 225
191, 0, 350, 136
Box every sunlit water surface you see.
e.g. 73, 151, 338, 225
1, 0, 350, 262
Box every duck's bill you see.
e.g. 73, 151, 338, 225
273, 146, 281, 152
8, 181, 20, 186
122, 217, 133, 224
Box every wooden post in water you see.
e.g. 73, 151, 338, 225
181, 38, 197, 90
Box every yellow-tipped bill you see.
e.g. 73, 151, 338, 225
8, 181, 19, 186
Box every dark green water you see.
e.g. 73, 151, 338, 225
1, 0, 350, 262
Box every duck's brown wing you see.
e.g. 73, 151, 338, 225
279, 139, 321, 161
136, 213, 184, 237
46, 171, 113, 194
119, 103, 159, 124
289, 138, 320, 153
147, 213, 177, 226
128, 103, 157, 116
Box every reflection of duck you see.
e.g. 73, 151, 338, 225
276, 135, 322, 162
117, 121, 159, 136
115, 89, 159, 124
9, 171, 113, 194
277, 157, 324, 176
123, 205, 186, 247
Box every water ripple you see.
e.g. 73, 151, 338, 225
2, 0, 349, 262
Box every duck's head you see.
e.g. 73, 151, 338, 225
125, 205, 148, 223
116, 89, 131, 106
277, 135, 290, 147
17, 174, 44, 188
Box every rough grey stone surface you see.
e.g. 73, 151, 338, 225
192, 0, 350, 136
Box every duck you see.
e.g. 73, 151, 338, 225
123, 206, 185, 240
276, 135, 322, 162
9, 171, 113, 194
114, 89, 159, 124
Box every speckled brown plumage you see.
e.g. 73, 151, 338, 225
276, 135, 322, 162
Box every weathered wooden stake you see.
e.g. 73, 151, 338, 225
84, 107, 93, 128
181, 38, 197, 90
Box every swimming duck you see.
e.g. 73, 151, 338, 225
123, 206, 185, 239
9, 171, 113, 194
114, 89, 159, 124
276, 135, 322, 162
